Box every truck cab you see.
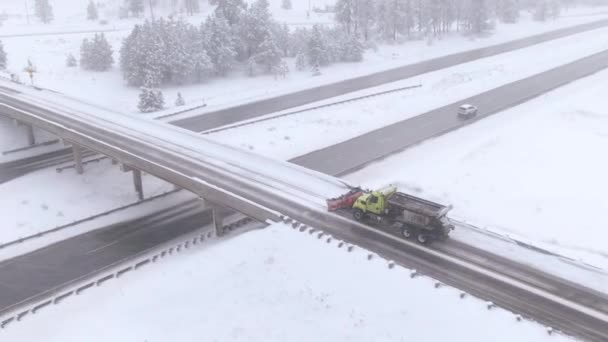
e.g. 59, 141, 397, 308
352, 186, 396, 220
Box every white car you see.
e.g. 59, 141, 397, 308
457, 104, 478, 119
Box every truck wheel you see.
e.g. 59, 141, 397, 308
353, 209, 364, 221
401, 228, 412, 239
417, 234, 430, 245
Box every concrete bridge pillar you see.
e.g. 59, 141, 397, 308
132, 169, 144, 201
212, 206, 225, 237
72, 144, 84, 175
25, 124, 35, 146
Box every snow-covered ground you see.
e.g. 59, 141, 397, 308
1, 1, 608, 116
0, 222, 571, 342
347, 68, 608, 270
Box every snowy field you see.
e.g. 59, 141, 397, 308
1, 1, 608, 115
0, 222, 571, 342
347, 68, 608, 270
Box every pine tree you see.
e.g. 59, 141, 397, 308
497, 0, 520, 23
534, 0, 548, 21
184, 0, 200, 15
311, 60, 321, 76
209, 0, 247, 27
241, 0, 273, 58
272, 23, 290, 57
253, 33, 283, 73
138, 87, 165, 113
281, 0, 292, 10
87, 0, 99, 21
295, 51, 307, 71
206, 13, 238, 75
175, 92, 185, 106
0, 41, 6, 70
357, 0, 376, 41
307, 25, 329, 68
66, 53, 77, 67
335, 0, 355, 34
341, 34, 363, 62
35, 0, 54, 24
272, 60, 289, 79
129, 0, 144, 17
81, 33, 114, 71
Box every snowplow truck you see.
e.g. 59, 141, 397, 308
329, 185, 454, 244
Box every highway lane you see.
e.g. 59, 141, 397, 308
0, 200, 214, 317
172, 18, 608, 132
4, 19, 608, 181
291, 49, 608, 175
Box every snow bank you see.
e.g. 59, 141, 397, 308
0, 222, 571, 342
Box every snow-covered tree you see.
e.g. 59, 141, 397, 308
496, 0, 520, 23
205, 13, 238, 75
307, 25, 329, 67
184, 0, 200, 15
138, 87, 164, 112
241, 0, 273, 58
356, 0, 376, 40
462, 0, 492, 33
80, 33, 114, 71
35, 0, 54, 24
341, 34, 364, 62
281, 0, 292, 10
272, 60, 289, 79
129, 0, 145, 17
66, 53, 77, 67
87, 0, 99, 21
295, 51, 307, 71
272, 23, 290, 57
311, 60, 321, 76
253, 33, 283, 73
335, 0, 356, 34
209, 0, 247, 26
0, 41, 6, 70
175, 92, 185, 106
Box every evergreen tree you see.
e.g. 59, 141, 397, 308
253, 33, 283, 73
357, 0, 376, 41
35, 0, 54, 24
0, 41, 6, 70
138, 87, 165, 112
281, 0, 292, 10
87, 0, 99, 21
66, 53, 77, 67
129, 0, 145, 17
341, 34, 364, 62
462, 0, 491, 33
184, 0, 200, 15
209, 0, 247, 27
241, 0, 273, 58
497, 0, 520, 23
80, 33, 114, 71
295, 51, 307, 71
272, 23, 290, 57
206, 13, 238, 75
335, 0, 355, 34
534, 0, 548, 21
175, 92, 185, 106
272, 60, 289, 79
307, 25, 329, 68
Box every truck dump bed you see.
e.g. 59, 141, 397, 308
388, 192, 451, 218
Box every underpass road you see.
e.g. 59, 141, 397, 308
0, 200, 212, 316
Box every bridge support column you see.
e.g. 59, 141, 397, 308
212, 207, 224, 237
72, 145, 84, 175
132, 169, 144, 201
25, 124, 35, 146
